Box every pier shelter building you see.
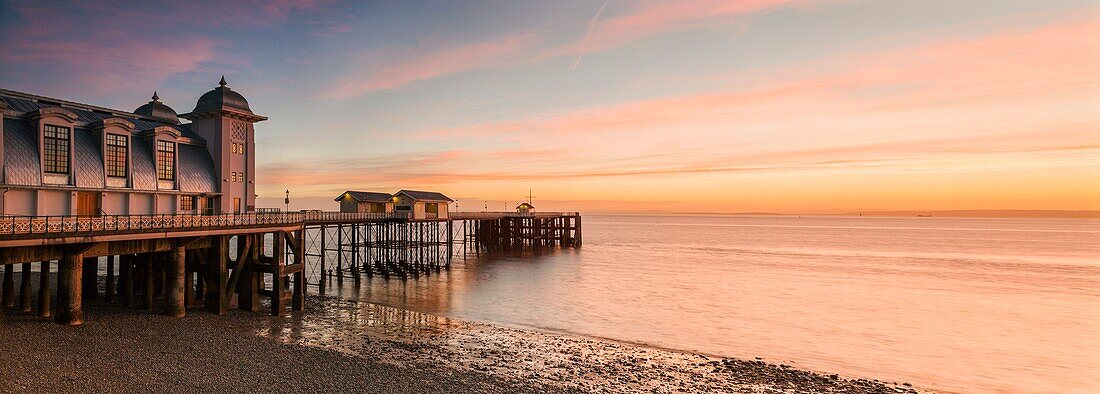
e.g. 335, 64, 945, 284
335, 191, 394, 214
393, 190, 452, 219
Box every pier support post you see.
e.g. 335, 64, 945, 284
319, 225, 326, 291
120, 255, 133, 306
271, 231, 287, 316
164, 246, 186, 317
293, 229, 305, 311
56, 252, 84, 325
238, 235, 261, 312
38, 261, 51, 318
105, 255, 115, 303
184, 270, 195, 308
82, 257, 97, 300
2, 264, 14, 308
19, 262, 33, 312
142, 254, 154, 311
205, 236, 228, 315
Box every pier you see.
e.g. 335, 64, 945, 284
0, 211, 581, 325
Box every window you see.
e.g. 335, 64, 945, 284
43, 124, 70, 174
231, 172, 238, 182
105, 133, 128, 177
156, 140, 175, 180
239, 144, 245, 155
180, 195, 195, 211
230, 143, 245, 155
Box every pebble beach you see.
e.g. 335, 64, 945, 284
1, 288, 922, 393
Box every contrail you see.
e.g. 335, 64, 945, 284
571, 0, 611, 71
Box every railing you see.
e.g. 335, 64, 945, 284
0, 211, 411, 237
298, 211, 410, 222
450, 211, 580, 219
0, 211, 578, 237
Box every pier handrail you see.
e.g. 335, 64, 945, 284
450, 211, 580, 219
0, 211, 410, 236
0, 211, 577, 237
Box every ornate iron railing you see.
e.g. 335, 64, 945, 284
0, 211, 410, 236
0, 211, 577, 237
449, 211, 579, 219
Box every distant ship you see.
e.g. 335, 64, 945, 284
917, 214, 933, 217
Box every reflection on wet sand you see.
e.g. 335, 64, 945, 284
254, 296, 917, 393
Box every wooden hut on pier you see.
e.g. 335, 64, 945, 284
335, 191, 394, 214
393, 190, 452, 220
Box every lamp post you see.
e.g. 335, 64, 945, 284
284, 190, 290, 212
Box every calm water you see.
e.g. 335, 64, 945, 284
319, 215, 1100, 393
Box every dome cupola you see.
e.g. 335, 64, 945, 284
181, 76, 266, 122
194, 76, 251, 113
133, 91, 180, 124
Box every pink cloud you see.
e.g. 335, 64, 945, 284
316, 0, 823, 98
0, 1, 341, 97
367, 16, 1099, 193
319, 33, 540, 99
426, 17, 1100, 139
549, 0, 820, 61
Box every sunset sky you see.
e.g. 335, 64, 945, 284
1, 0, 1097, 213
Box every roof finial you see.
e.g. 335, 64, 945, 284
218, 75, 227, 87
151, 91, 160, 102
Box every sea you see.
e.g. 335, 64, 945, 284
317, 214, 1100, 393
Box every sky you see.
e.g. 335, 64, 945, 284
1, 0, 1097, 213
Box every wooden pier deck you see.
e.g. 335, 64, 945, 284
0, 211, 581, 325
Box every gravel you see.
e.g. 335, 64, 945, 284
0, 289, 924, 394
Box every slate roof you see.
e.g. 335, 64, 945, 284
0, 92, 201, 139
1, 89, 218, 194
396, 190, 453, 202
129, 136, 158, 190
336, 191, 392, 202
2, 118, 40, 185
178, 144, 219, 193
74, 129, 104, 188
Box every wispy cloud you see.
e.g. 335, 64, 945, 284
0, 0, 339, 98
317, 33, 540, 99
314, 0, 823, 98
571, 0, 612, 71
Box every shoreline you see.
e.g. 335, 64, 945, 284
2, 291, 923, 393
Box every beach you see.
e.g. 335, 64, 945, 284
1, 291, 916, 393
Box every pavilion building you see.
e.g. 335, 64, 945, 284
0, 77, 265, 216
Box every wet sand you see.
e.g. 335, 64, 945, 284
1, 293, 920, 393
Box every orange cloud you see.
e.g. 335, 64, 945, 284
423, 17, 1100, 143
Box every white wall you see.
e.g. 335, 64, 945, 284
2, 189, 36, 216
37, 190, 70, 215
157, 194, 175, 214
102, 192, 127, 215
130, 194, 153, 215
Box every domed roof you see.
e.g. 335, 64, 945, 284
133, 91, 180, 124
192, 76, 252, 114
